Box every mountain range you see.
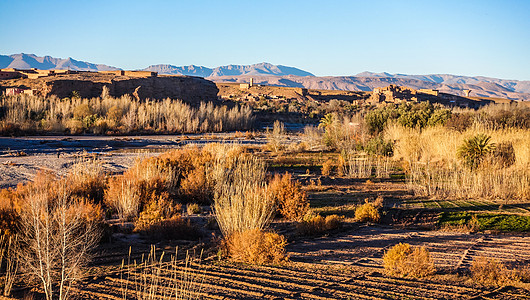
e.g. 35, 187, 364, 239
1, 53, 529, 100
143, 62, 315, 77
0, 53, 120, 71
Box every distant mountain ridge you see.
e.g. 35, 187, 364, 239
1, 53, 529, 100
0, 53, 120, 71
143, 62, 315, 77
210, 75, 530, 101
355, 71, 530, 94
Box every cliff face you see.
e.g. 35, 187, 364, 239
1, 73, 219, 103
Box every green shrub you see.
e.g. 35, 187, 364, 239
365, 135, 394, 157
365, 106, 394, 134
427, 109, 452, 126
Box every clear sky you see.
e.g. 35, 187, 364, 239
1, 0, 529, 80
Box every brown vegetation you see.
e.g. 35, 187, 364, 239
223, 229, 287, 265
268, 173, 309, 221
354, 200, 381, 223
383, 243, 435, 278
296, 214, 343, 235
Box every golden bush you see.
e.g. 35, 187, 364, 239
297, 214, 343, 235
180, 166, 211, 204
321, 159, 335, 176
268, 173, 309, 221
383, 243, 435, 278
225, 229, 288, 265
186, 203, 201, 215
134, 193, 181, 231
324, 214, 343, 230
354, 201, 380, 223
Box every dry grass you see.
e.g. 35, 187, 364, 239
66, 158, 107, 203
120, 246, 204, 300
212, 156, 273, 237
105, 175, 141, 220
383, 243, 435, 278
386, 123, 530, 202
0, 94, 253, 135
268, 173, 309, 221
223, 229, 287, 265
266, 120, 286, 152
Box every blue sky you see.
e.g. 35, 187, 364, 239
1, 0, 529, 80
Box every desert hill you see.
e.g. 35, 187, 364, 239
1, 72, 218, 102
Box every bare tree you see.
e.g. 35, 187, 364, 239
18, 182, 100, 300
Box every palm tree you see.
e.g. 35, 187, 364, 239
318, 113, 334, 129
457, 134, 495, 170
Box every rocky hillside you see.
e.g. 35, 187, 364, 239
1, 73, 218, 103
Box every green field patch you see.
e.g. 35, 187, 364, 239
439, 212, 530, 232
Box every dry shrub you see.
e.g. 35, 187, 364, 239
180, 166, 211, 204
354, 201, 380, 223
321, 159, 335, 176
0, 231, 18, 297
490, 141, 516, 168
297, 214, 343, 235
105, 145, 247, 222
0, 189, 21, 237
324, 214, 343, 230
105, 175, 140, 220
224, 229, 287, 265
268, 173, 309, 221
135, 193, 181, 231
383, 243, 435, 278
187, 203, 201, 215
18, 180, 101, 300
66, 158, 106, 203
470, 256, 514, 286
